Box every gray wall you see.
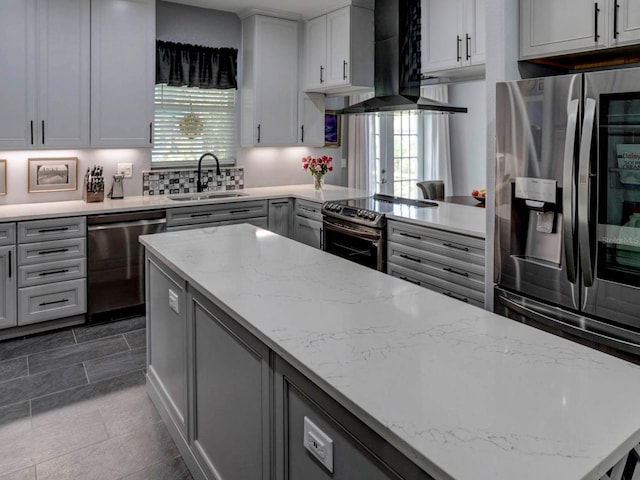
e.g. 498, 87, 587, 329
449, 80, 487, 196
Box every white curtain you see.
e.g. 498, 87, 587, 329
421, 85, 453, 196
347, 92, 376, 194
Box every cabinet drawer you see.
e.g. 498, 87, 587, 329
388, 241, 485, 292
295, 199, 323, 222
18, 217, 86, 243
389, 264, 484, 308
18, 279, 86, 325
167, 200, 268, 228
0, 223, 16, 246
18, 258, 86, 288
18, 238, 86, 265
387, 219, 485, 267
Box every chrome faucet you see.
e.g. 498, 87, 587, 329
197, 153, 222, 193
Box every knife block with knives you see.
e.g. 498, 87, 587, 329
83, 165, 105, 203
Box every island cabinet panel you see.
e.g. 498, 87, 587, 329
190, 290, 271, 480
146, 256, 188, 441
273, 357, 434, 480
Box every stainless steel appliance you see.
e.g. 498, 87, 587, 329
495, 68, 640, 358
322, 194, 437, 271
87, 210, 166, 322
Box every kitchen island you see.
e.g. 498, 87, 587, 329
140, 224, 640, 480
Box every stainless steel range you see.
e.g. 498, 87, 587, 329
322, 194, 437, 271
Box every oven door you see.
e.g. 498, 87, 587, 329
322, 217, 385, 271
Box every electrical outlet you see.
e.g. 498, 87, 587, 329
168, 289, 180, 314
341, 158, 347, 169
117, 163, 133, 178
303, 417, 333, 473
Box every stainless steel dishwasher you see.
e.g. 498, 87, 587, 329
87, 210, 166, 322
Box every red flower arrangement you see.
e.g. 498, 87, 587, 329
302, 155, 333, 190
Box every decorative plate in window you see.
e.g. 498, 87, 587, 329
179, 112, 203, 137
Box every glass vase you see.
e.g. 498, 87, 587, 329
313, 175, 323, 190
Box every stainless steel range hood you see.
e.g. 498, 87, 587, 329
338, 0, 467, 115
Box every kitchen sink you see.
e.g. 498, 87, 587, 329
168, 192, 248, 201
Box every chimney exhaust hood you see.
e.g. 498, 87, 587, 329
338, 0, 467, 115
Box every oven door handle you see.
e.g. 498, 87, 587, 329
323, 220, 382, 241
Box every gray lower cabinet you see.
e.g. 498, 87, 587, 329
15, 217, 87, 327
274, 357, 433, 480
0, 245, 16, 329
146, 255, 188, 442
147, 255, 433, 480
0, 223, 16, 329
190, 290, 271, 480
293, 199, 323, 249
268, 198, 292, 237
166, 200, 269, 231
387, 219, 486, 308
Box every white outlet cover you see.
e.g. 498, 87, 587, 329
303, 416, 333, 473
168, 289, 180, 314
117, 163, 133, 178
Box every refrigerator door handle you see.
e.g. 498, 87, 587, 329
578, 97, 597, 287
497, 293, 640, 355
562, 98, 580, 284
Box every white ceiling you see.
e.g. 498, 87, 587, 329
165, 0, 354, 19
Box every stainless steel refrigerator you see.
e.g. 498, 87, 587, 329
495, 67, 640, 358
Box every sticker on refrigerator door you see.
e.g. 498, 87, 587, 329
617, 144, 640, 170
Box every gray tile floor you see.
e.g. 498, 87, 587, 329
0, 317, 192, 480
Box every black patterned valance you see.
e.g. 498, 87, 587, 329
156, 41, 238, 89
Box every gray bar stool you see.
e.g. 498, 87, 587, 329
417, 180, 445, 200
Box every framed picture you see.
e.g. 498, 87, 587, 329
0, 160, 6, 196
325, 110, 341, 147
28, 157, 78, 193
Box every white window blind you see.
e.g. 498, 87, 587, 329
152, 84, 237, 166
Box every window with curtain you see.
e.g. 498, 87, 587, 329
152, 41, 238, 167
368, 85, 452, 199
373, 112, 423, 198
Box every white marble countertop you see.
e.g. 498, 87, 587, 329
140, 224, 640, 480
0, 184, 486, 238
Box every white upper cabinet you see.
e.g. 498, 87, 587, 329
520, 0, 640, 58
612, 0, 640, 46
241, 16, 300, 147
305, 15, 327, 91
421, 0, 485, 75
0, 0, 89, 149
303, 6, 374, 94
298, 93, 325, 147
91, 0, 155, 148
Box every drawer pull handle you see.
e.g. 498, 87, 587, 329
189, 213, 213, 218
399, 232, 421, 240
39, 269, 70, 277
398, 275, 420, 286
300, 206, 317, 213
442, 291, 468, 303
230, 209, 251, 214
400, 253, 421, 263
443, 267, 469, 278
443, 242, 469, 252
39, 298, 69, 307
38, 227, 70, 233
38, 248, 69, 255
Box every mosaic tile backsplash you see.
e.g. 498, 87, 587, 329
142, 167, 244, 196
